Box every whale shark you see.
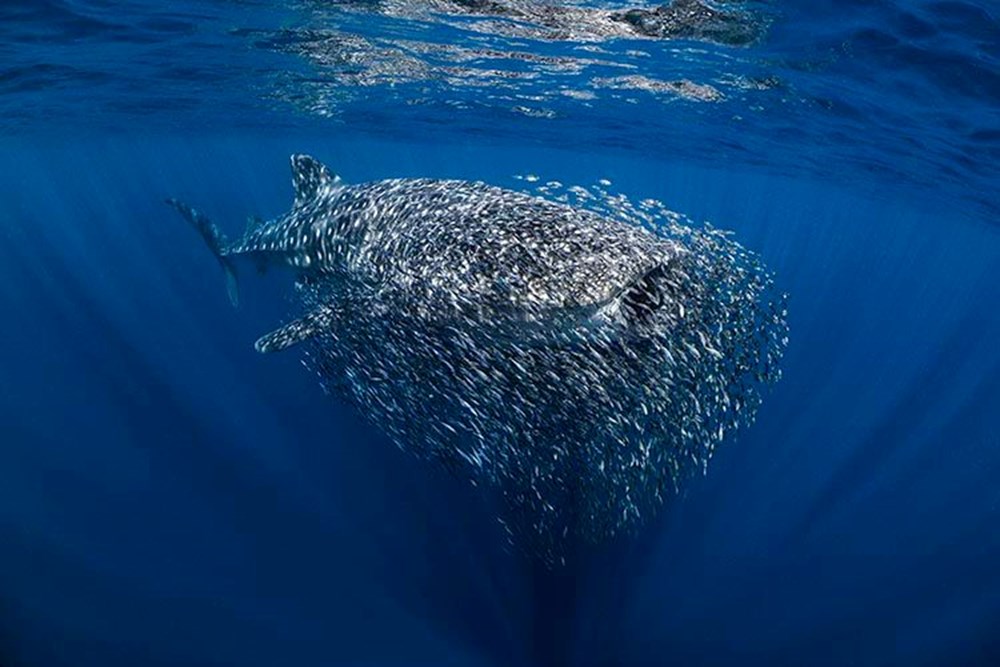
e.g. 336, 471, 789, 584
169, 155, 689, 355
167, 155, 786, 560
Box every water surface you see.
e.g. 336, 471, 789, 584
1, 1, 998, 665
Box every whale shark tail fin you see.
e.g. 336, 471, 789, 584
165, 198, 240, 308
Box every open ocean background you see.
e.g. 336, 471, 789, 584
1, 1, 998, 665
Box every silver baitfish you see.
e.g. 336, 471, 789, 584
167, 155, 787, 560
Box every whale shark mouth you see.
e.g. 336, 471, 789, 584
620, 263, 671, 321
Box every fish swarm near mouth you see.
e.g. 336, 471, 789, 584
293, 178, 787, 562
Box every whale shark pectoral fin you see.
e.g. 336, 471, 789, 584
255, 316, 319, 354
290, 154, 342, 208
254, 307, 334, 353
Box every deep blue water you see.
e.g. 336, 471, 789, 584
2, 2, 999, 666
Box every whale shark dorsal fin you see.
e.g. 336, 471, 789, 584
290, 154, 342, 208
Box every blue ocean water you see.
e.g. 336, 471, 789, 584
1, 1, 998, 665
